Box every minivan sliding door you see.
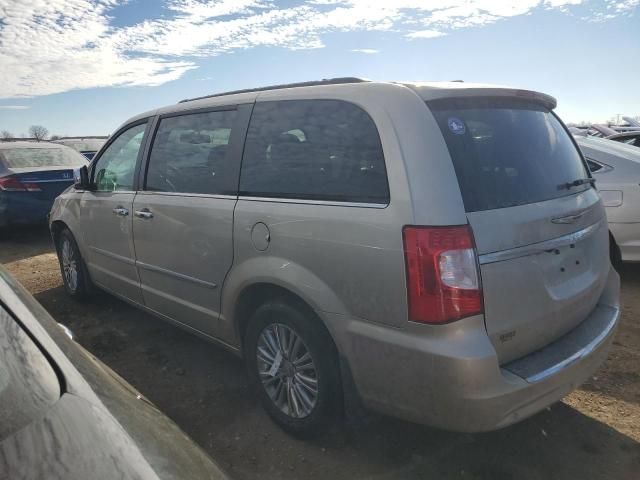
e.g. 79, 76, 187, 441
131, 104, 250, 337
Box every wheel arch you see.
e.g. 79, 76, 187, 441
50, 219, 69, 246
50, 220, 88, 260
221, 256, 348, 357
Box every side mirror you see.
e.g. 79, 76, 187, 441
73, 165, 91, 190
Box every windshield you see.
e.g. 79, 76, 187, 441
0, 305, 60, 440
428, 97, 590, 212
0, 147, 87, 168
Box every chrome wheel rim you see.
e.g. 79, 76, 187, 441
256, 323, 318, 419
61, 239, 78, 292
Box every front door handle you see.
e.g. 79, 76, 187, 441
112, 206, 129, 216
134, 208, 153, 219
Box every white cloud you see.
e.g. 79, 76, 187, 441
406, 29, 446, 39
0, 105, 29, 109
0, 0, 195, 98
0, 0, 636, 99
351, 48, 379, 54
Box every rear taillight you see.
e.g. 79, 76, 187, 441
0, 176, 41, 192
402, 225, 483, 324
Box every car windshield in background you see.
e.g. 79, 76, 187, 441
0, 148, 87, 168
71, 142, 102, 152
429, 97, 590, 212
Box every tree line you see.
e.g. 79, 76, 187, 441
1, 125, 58, 141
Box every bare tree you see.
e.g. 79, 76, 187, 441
29, 125, 49, 141
0, 130, 12, 141
50, 135, 60, 141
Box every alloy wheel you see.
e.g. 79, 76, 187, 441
61, 238, 78, 292
256, 323, 319, 419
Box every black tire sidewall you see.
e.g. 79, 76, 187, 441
244, 300, 340, 437
57, 229, 88, 297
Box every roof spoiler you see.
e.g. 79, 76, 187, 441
407, 84, 557, 110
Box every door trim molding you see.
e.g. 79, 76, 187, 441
94, 280, 239, 355
89, 246, 136, 265
136, 260, 218, 289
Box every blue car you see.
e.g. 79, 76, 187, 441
0, 142, 88, 227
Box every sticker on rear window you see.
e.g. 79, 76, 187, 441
447, 117, 466, 135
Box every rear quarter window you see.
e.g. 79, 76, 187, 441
239, 99, 389, 204
428, 97, 590, 212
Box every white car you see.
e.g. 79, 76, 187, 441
53, 138, 107, 160
576, 136, 640, 264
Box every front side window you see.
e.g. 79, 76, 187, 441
240, 100, 389, 204
145, 109, 238, 195
429, 97, 590, 212
93, 122, 147, 192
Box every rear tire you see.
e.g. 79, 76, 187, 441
609, 233, 622, 269
244, 300, 341, 438
56, 229, 92, 299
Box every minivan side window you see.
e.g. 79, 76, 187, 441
145, 109, 238, 195
93, 122, 147, 192
239, 100, 389, 204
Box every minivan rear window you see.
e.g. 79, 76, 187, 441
428, 97, 590, 212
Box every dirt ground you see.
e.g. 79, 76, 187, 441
1, 226, 639, 480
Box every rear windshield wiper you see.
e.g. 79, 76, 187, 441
559, 177, 596, 190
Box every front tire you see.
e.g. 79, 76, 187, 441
244, 300, 341, 437
57, 229, 91, 298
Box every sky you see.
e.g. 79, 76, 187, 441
0, 0, 638, 137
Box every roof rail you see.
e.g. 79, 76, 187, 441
178, 77, 368, 104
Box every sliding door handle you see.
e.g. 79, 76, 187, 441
112, 206, 129, 216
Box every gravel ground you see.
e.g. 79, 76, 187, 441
2, 225, 639, 480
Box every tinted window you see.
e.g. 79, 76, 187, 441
0, 306, 59, 440
146, 109, 238, 195
0, 147, 87, 168
429, 98, 590, 212
614, 135, 640, 147
240, 100, 389, 203
93, 122, 147, 192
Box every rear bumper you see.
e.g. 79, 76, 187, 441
327, 266, 620, 432
609, 222, 640, 262
0, 192, 55, 226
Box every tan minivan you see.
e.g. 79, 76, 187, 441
50, 78, 620, 436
